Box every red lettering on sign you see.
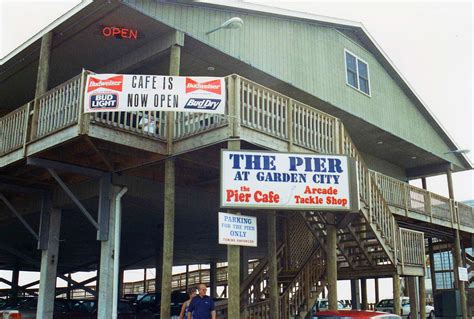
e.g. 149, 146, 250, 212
87, 75, 123, 93
185, 78, 221, 94
102, 26, 138, 40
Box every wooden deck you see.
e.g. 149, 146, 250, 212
1, 72, 471, 272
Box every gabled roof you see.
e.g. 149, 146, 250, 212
191, 0, 472, 170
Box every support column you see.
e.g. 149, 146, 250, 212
185, 265, 189, 292
143, 268, 147, 293
119, 269, 124, 298
155, 234, 162, 295
66, 273, 72, 299
160, 43, 180, 319
327, 214, 338, 311
36, 208, 61, 319
408, 277, 419, 319
240, 247, 249, 283
268, 211, 280, 318
210, 262, 217, 299
419, 276, 426, 318
227, 140, 241, 318
31, 31, 53, 140
428, 238, 437, 297
350, 279, 361, 310
374, 278, 380, 304
447, 168, 468, 319
98, 187, 119, 319
360, 278, 368, 310
11, 264, 19, 299
393, 273, 401, 315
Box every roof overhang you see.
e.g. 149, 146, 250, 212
0, 0, 471, 175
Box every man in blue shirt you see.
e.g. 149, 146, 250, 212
188, 284, 216, 319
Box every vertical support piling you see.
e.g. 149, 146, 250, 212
268, 211, 280, 318
227, 139, 241, 318
360, 278, 368, 310
36, 208, 61, 319
393, 273, 401, 315
327, 214, 338, 310
160, 43, 180, 319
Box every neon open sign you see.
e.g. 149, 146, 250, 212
102, 26, 138, 39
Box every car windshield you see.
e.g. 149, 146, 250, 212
376, 299, 394, 307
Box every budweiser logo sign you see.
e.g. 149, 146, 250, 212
185, 78, 221, 94
87, 75, 123, 93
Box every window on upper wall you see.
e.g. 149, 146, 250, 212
345, 50, 371, 96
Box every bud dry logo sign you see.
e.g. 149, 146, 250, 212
84, 73, 225, 114
184, 78, 222, 111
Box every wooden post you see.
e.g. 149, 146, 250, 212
360, 278, 368, 310
240, 247, 249, 283
374, 278, 380, 304
327, 214, 338, 310
210, 262, 217, 299
393, 273, 401, 315
227, 139, 241, 318
36, 208, 61, 319
67, 273, 72, 299
185, 265, 189, 292
268, 211, 280, 318
419, 276, 426, 318
143, 268, 147, 293
408, 277, 419, 319
428, 238, 437, 295
98, 187, 119, 319
447, 168, 468, 319
350, 279, 360, 310
160, 43, 180, 319
11, 264, 19, 299
31, 31, 53, 140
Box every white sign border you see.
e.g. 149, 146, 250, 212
219, 149, 360, 212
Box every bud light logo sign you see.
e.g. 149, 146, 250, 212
90, 93, 118, 109
184, 98, 221, 110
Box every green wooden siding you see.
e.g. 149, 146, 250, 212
124, 0, 461, 167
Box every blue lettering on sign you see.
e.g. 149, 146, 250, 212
90, 93, 118, 109
184, 98, 221, 110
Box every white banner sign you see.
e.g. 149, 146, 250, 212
218, 212, 257, 247
221, 150, 358, 211
83, 74, 226, 114
458, 267, 468, 282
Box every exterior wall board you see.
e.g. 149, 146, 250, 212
124, 0, 461, 167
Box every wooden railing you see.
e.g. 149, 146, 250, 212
280, 248, 326, 318
238, 76, 338, 154
341, 131, 399, 261
371, 171, 474, 228
33, 74, 82, 140
91, 110, 167, 139
0, 103, 29, 154
400, 229, 425, 266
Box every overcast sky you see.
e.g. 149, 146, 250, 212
0, 0, 472, 300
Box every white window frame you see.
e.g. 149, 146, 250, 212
344, 49, 371, 97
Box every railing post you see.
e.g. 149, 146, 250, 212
227, 76, 235, 137
334, 118, 341, 154
77, 70, 88, 134
426, 192, 433, 223
287, 98, 293, 152
392, 221, 398, 266
22, 102, 32, 156
404, 184, 410, 217
233, 75, 241, 138
399, 229, 405, 273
